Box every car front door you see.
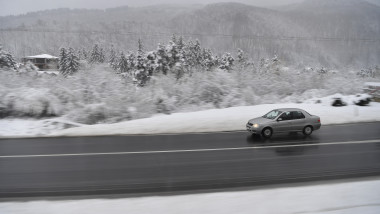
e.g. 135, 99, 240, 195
274, 112, 293, 133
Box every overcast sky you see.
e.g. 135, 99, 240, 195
0, 0, 306, 16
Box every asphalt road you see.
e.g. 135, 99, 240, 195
0, 122, 380, 197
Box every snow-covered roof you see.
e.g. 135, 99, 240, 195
365, 82, 380, 87
24, 54, 58, 59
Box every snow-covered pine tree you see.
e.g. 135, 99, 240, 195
81, 48, 88, 60
171, 34, 177, 45
183, 40, 193, 66
167, 38, 180, 69
77, 49, 83, 61
77, 48, 88, 61
146, 51, 157, 76
127, 53, 136, 72
213, 55, 221, 70
177, 36, 185, 51
59, 47, 68, 75
64, 47, 79, 76
6, 53, 17, 70
136, 39, 145, 71
109, 46, 117, 70
155, 43, 170, 75
89, 44, 101, 64
219, 53, 234, 71
135, 38, 149, 86
237, 49, 245, 63
168, 40, 185, 79
201, 48, 216, 71
193, 40, 203, 67
236, 49, 249, 70
185, 39, 203, 68
117, 51, 128, 74
0, 45, 17, 70
99, 48, 106, 63
176, 36, 188, 71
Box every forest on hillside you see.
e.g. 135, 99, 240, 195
1, 35, 379, 124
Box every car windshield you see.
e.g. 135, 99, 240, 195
263, 110, 283, 120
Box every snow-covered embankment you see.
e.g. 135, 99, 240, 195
53, 102, 380, 137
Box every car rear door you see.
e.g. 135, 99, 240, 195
290, 111, 307, 131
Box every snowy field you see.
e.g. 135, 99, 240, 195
1, 99, 380, 138
1, 178, 379, 214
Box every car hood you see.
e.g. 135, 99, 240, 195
248, 117, 273, 124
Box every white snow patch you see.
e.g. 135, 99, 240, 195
36, 70, 59, 75
53, 102, 380, 137
0, 179, 379, 214
24, 54, 58, 59
365, 82, 380, 87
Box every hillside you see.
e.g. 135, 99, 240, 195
0, 1, 379, 67
278, 0, 380, 66
169, 3, 318, 64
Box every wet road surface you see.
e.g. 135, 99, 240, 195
0, 122, 380, 197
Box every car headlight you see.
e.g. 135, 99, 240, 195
253, 124, 259, 128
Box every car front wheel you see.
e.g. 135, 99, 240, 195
303, 126, 313, 136
262, 128, 273, 138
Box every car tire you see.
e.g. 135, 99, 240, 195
303, 126, 313, 136
262, 128, 273, 139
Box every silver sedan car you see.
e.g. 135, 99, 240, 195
246, 108, 321, 138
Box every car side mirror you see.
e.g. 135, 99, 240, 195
277, 118, 283, 122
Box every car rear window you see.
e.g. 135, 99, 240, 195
292, 111, 305, 119
303, 110, 313, 116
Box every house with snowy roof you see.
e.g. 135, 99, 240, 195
22, 54, 59, 70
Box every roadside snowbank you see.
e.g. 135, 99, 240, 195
1, 178, 379, 214
54, 102, 380, 137
0, 118, 82, 137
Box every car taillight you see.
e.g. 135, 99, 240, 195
318, 119, 321, 123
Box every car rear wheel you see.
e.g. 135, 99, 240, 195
262, 128, 273, 138
303, 126, 313, 136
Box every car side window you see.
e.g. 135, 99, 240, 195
291, 111, 305, 119
279, 112, 292, 121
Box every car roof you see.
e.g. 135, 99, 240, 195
275, 108, 304, 112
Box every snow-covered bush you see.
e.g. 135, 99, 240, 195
357, 68, 375, 78
18, 61, 39, 73
351, 94, 372, 106
0, 45, 17, 70
304, 93, 373, 107
331, 97, 347, 107
2, 88, 63, 117
0, 66, 153, 123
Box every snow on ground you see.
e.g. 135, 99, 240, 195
53, 102, 380, 137
1, 178, 379, 214
0, 118, 82, 137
